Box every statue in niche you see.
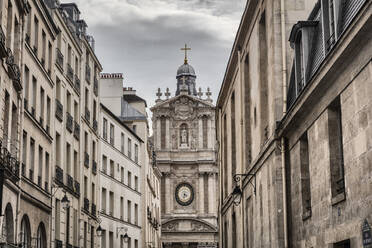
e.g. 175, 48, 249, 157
180, 123, 188, 147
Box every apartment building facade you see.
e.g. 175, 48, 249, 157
216, 0, 316, 247
99, 104, 142, 248
279, 0, 372, 247
0, 0, 103, 247
217, 0, 372, 247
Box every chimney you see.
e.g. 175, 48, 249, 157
123, 87, 136, 95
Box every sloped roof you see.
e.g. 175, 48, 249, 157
121, 98, 147, 121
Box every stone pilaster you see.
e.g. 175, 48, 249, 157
166, 118, 170, 149
199, 172, 204, 214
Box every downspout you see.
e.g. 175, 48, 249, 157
238, 48, 246, 248
280, 0, 289, 248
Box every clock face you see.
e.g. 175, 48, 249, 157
175, 183, 194, 206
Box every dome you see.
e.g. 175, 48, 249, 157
176, 63, 196, 78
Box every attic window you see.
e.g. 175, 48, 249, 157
294, 31, 305, 93
322, 0, 337, 52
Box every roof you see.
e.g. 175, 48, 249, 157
122, 94, 147, 107
100, 103, 144, 143
120, 98, 147, 121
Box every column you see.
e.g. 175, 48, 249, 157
199, 172, 204, 214
208, 173, 214, 214
156, 118, 161, 150
165, 118, 170, 149
198, 117, 203, 149
208, 118, 213, 149
165, 174, 171, 213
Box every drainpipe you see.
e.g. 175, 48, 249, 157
280, 0, 289, 248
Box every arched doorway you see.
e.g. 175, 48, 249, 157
20, 215, 31, 248
3, 203, 14, 244
36, 222, 47, 248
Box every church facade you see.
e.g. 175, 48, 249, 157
151, 53, 219, 247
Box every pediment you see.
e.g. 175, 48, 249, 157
162, 218, 217, 233
151, 94, 214, 111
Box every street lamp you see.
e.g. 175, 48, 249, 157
61, 192, 70, 210
96, 225, 103, 237
123, 232, 129, 243
231, 173, 256, 206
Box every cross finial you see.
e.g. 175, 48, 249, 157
197, 87, 203, 98
156, 88, 162, 102
165, 87, 171, 99
206, 87, 212, 100
181, 44, 191, 64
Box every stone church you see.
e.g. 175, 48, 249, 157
151, 49, 218, 248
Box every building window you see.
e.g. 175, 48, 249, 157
20, 215, 31, 248
110, 160, 114, 177
109, 232, 113, 248
127, 171, 132, 188
322, 0, 337, 51
55, 199, 60, 239
134, 176, 138, 191
134, 203, 138, 225
334, 239, 350, 248
29, 138, 35, 181
36, 223, 46, 248
100, 230, 106, 248
128, 138, 132, 159
121, 167, 124, 183
295, 32, 305, 93
127, 200, 131, 223
109, 191, 114, 216
231, 92, 236, 182
132, 125, 136, 133
103, 118, 107, 140
300, 132, 311, 219
121, 133, 125, 153
223, 114, 228, 198
38, 146, 43, 186
120, 197, 124, 219
102, 155, 107, 173
101, 188, 106, 214
134, 144, 138, 163
110, 123, 114, 145
328, 97, 345, 202
244, 55, 252, 167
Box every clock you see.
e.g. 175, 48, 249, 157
175, 183, 194, 206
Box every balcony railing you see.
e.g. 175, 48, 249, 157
74, 75, 80, 94
93, 119, 98, 132
73, 121, 80, 140
55, 99, 63, 122
6, 48, 22, 92
91, 203, 96, 216
55, 166, 63, 185
66, 112, 73, 133
67, 63, 74, 82
67, 174, 74, 191
85, 64, 91, 83
93, 77, 98, 96
0, 25, 7, 58
56, 48, 64, 70
83, 197, 89, 212
92, 160, 97, 175
85, 107, 90, 123
74, 180, 80, 196
55, 239, 63, 248
84, 152, 89, 168
0, 141, 20, 183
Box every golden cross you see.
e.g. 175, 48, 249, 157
181, 44, 191, 64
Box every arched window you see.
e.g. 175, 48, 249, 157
37, 222, 47, 248
20, 215, 31, 248
3, 203, 14, 244
179, 123, 188, 146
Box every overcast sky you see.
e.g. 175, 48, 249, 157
61, 0, 245, 108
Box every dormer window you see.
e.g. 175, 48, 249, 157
295, 32, 305, 93
322, 0, 339, 52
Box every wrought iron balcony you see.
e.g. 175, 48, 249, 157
85, 107, 90, 123
67, 63, 74, 82
84, 152, 89, 168
0, 25, 7, 58
85, 64, 91, 83
55, 239, 63, 248
0, 140, 20, 182
74, 75, 80, 94
66, 112, 73, 133
91, 203, 96, 216
92, 160, 97, 175
55, 99, 63, 122
74, 180, 80, 196
73, 121, 80, 140
93, 119, 98, 132
56, 48, 64, 71
55, 166, 63, 185
83, 197, 89, 212
67, 174, 74, 191
93, 77, 98, 96
6, 48, 21, 92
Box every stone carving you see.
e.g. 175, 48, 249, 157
191, 221, 216, 232
162, 222, 178, 231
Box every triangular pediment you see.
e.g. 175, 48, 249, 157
151, 94, 214, 111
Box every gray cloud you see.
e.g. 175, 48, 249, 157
61, 0, 245, 114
